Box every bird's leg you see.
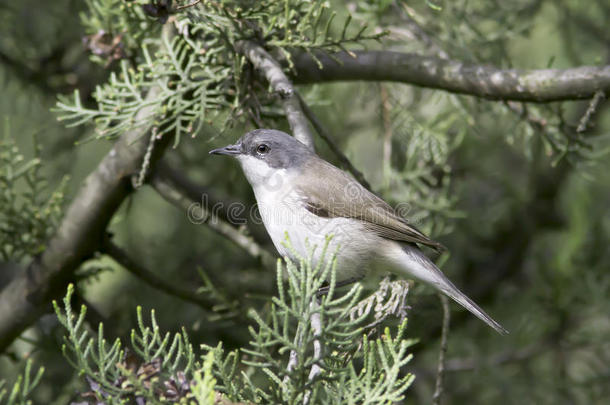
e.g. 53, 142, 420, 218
316, 276, 363, 297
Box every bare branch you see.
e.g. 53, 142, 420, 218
285, 347, 299, 376
149, 166, 276, 268
0, 86, 172, 352
236, 40, 315, 149
291, 51, 610, 102
303, 299, 323, 405
296, 93, 371, 190
432, 294, 450, 405
151, 161, 246, 225
577, 90, 606, 133
133, 126, 159, 189
101, 240, 222, 313
379, 84, 393, 181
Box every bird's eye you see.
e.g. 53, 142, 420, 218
256, 144, 270, 154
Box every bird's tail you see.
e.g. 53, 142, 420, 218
394, 245, 508, 335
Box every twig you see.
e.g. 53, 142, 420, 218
432, 294, 450, 405
236, 40, 315, 150
316, 276, 363, 297
149, 166, 276, 268
393, 3, 449, 60
292, 51, 610, 102
133, 126, 158, 189
303, 298, 323, 405
285, 346, 299, 375
175, 0, 202, 10
379, 84, 393, 183
283, 325, 301, 391
504, 101, 548, 131
506, 100, 576, 154
101, 239, 221, 312
151, 161, 249, 226
296, 93, 371, 190
576, 90, 605, 133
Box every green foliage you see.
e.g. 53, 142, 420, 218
57, 32, 231, 144
54, 0, 385, 144
4, 0, 609, 403
369, 1, 598, 163
378, 87, 467, 237
0, 360, 44, 405
80, 0, 158, 55
204, 237, 415, 404
53, 283, 200, 403
190, 353, 216, 405
54, 241, 414, 403
0, 127, 67, 262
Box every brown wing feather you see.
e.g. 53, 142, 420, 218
296, 158, 445, 252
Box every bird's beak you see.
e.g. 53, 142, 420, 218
209, 143, 241, 156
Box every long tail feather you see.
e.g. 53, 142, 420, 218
394, 245, 509, 335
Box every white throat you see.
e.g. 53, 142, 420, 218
236, 155, 289, 193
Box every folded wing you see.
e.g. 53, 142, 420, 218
296, 158, 445, 252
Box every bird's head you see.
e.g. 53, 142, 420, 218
209, 129, 312, 188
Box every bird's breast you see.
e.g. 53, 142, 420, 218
253, 184, 378, 281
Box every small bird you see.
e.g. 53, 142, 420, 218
210, 129, 508, 334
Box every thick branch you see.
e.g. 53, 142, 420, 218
236, 40, 315, 149
0, 87, 171, 352
291, 51, 610, 102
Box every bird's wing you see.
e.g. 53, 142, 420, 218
295, 159, 445, 252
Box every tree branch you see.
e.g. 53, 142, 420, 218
296, 93, 371, 190
303, 299, 323, 405
577, 90, 606, 133
291, 51, 610, 102
149, 166, 276, 268
236, 40, 315, 149
0, 86, 172, 352
101, 239, 219, 312
152, 161, 244, 225
432, 294, 450, 405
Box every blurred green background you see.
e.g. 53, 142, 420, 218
1, 0, 609, 403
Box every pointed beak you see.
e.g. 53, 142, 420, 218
209, 143, 241, 156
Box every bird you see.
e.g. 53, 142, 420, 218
210, 129, 508, 334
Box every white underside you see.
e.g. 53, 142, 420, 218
238, 155, 381, 280
256, 184, 379, 280
238, 155, 442, 283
